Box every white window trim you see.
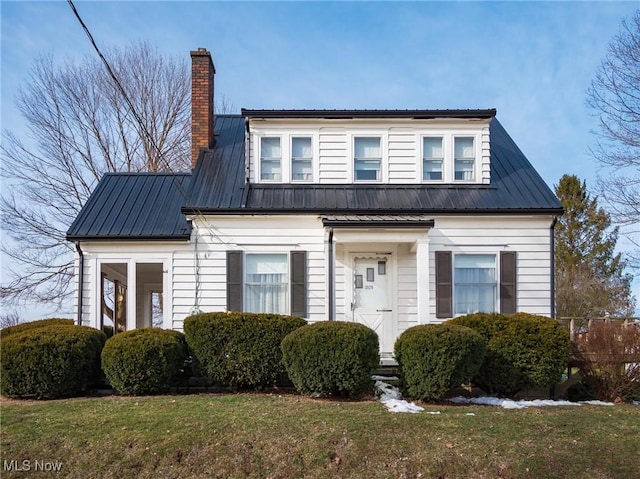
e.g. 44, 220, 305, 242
243, 252, 290, 315
258, 135, 283, 183
290, 135, 314, 183
350, 132, 388, 183
417, 131, 482, 184
254, 130, 319, 184
452, 252, 499, 316
421, 134, 445, 183
453, 135, 480, 184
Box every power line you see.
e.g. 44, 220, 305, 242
66, 0, 176, 175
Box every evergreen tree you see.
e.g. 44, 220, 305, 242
554, 174, 635, 318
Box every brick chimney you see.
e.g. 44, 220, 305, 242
190, 48, 215, 169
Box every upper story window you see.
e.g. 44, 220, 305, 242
260, 137, 281, 181
354, 137, 381, 182
423, 137, 444, 181
291, 137, 313, 182
454, 137, 475, 181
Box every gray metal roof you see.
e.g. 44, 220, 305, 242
68, 112, 562, 242
183, 116, 562, 215
67, 173, 191, 241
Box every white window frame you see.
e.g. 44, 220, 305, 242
351, 133, 386, 183
453, 136, 477, 183
421, 135, 445, 182
452, 253, 498, 316
259, 136, 283, 182
416, 131, 482, 183
290, 136, 314, 183
243, 252, 290, 315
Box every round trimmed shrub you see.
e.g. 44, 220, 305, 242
0, 318, 73, 339
184, 312, 307, 389
281, 321, 379, 397
0, 324, 106, 399
101, 328, 188, 395
394, 324, 486, 400
448, 312, 570, 396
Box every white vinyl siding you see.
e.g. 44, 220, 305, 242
248, 119, 491, 185
75, 215, 554, 336
427, 216, 554, 320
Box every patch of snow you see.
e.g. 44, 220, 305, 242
375, 380, 424, 414
466, 413, 476, 416
371, 375, 399, 381
448, 396, 615, 409
581, 400, 615, 407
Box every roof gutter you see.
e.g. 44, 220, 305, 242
550, 216, 558, 319
181, 207, 565, 216
75, 242, 84, 326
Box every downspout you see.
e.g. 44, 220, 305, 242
328, 227, 335, 321
550, 216, 558, 319
75, 242, 84, 326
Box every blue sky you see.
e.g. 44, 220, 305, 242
1, 0, 639, 317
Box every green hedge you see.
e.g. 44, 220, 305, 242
0, 318, 74, 339
281, 321, 379, 397
394, 324, 486, 400
184, 312, 307, 389
448, 312, 570, 396
101, 328, 188, 395
0, 324, 106, 399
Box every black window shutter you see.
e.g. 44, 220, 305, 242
226, 251, 243, 312
435, 251, 452, 318
290, 251, 307, 317
500, 251, 517, 314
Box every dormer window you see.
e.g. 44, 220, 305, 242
291, 137, 313, 182
260, 137, 281, 181
454, 137, 475, 181
354, 137, 381, 182
423, 137, 444, 181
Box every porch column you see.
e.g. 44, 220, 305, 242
416, 237, 430, 324
126, 260, 137, 331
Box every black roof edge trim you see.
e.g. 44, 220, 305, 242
321, 219, 435, 228
241, 109, 497, 120
182, 207, 564, 216
65, 235, 191, 242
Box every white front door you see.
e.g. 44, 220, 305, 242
352, 256, 394, 354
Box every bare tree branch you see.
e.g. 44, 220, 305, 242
1, 41, 191, 309
587, 10, 640, 265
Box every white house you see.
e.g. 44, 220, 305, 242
67, 48, 563, 359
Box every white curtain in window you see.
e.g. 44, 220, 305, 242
454, 254, 496, 314
354, 137, 380, 158
423, 137, 443, 158
455, 137, 474, 158
292, 137, 312, 159
245, 254, 288, 314
261, 137, 281, 158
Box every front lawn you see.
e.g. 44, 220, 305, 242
1, 393, 639, 478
